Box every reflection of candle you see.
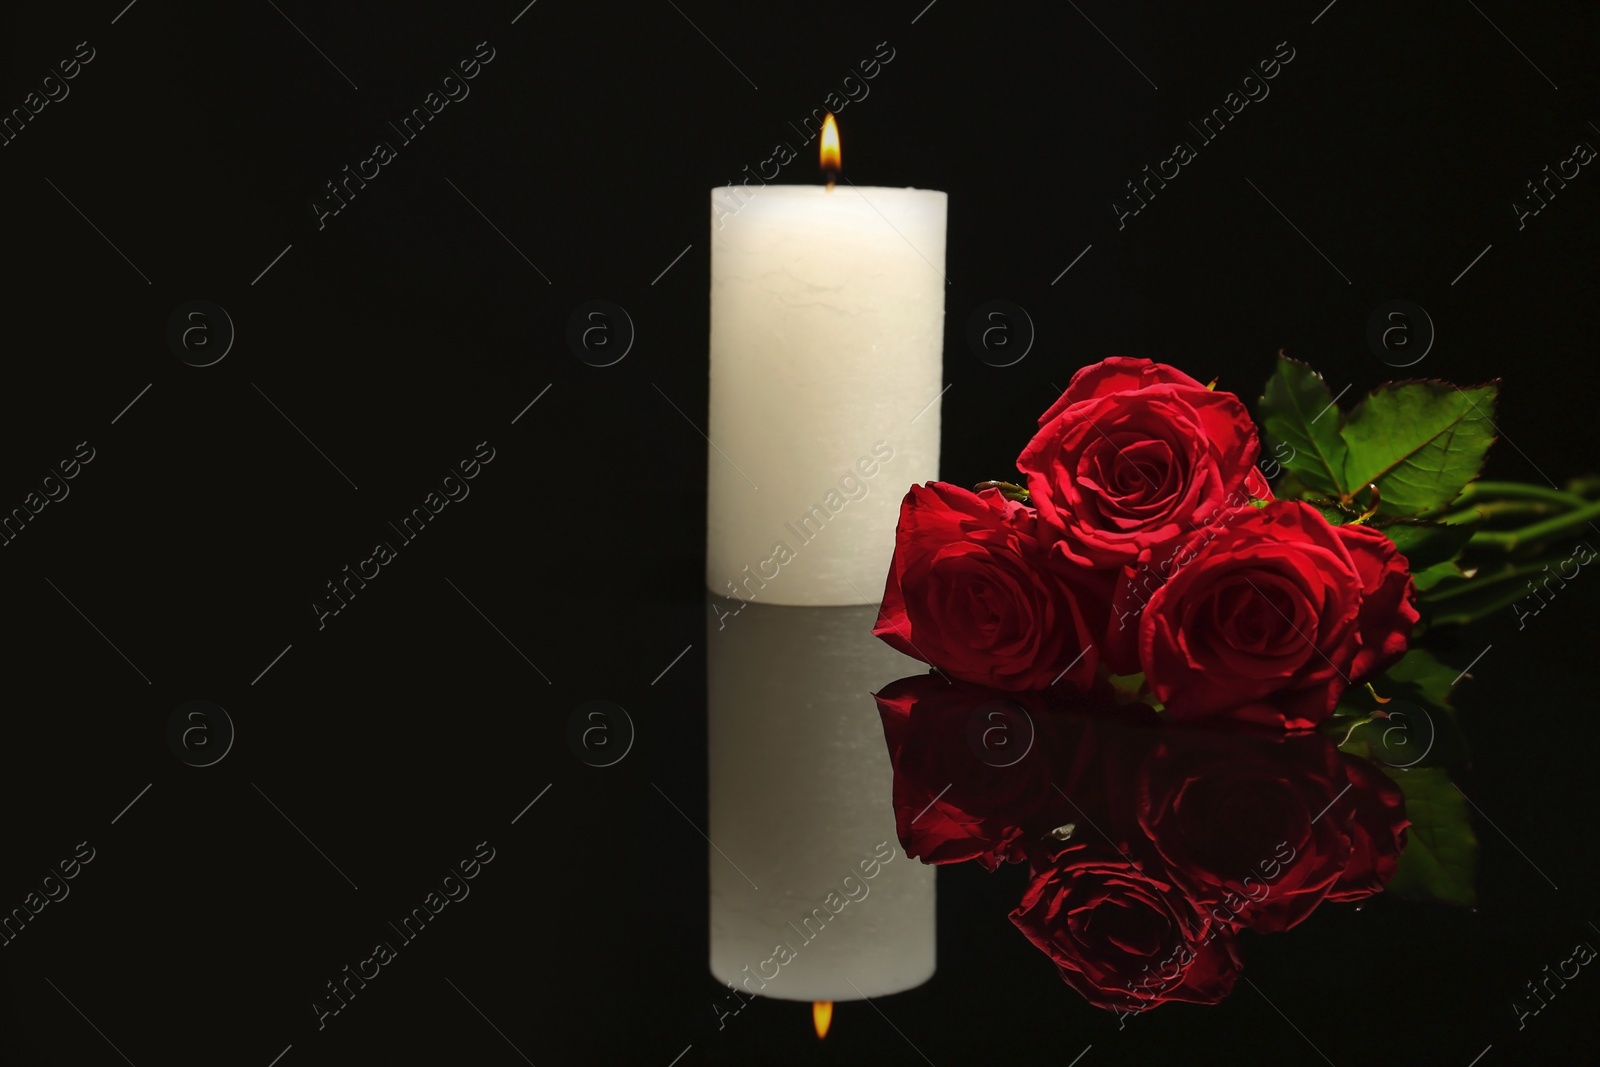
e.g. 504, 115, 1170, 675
813, 999, 833, 1038
706, 116, 946, 606
708, 597, 936, 1000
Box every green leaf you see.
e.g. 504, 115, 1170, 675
1382, 649, 1458, 710
1328, 654, 1470, 771
1376, 649, 1472, 769
1382, 766, 1478, 907
1107, 672, 1147, 705
1272, 471, 1311, 500
1374, 520, 1477, 571
1340, 381, 1499, 517
1333, 711, 1449, 768
1259, 356, 1350, 499
1336, 727, 1373, 761
1313, 502, 1358, 527
1411, 559, 1468, 592
1331, 694, 1383, 761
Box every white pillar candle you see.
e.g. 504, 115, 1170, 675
708, 598, 937, 1001
706, 182, 947, 606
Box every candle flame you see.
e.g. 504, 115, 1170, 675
813, 1000, 833, 1039
820, 113, 840, 187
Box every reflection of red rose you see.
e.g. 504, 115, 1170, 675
874, 483, 1111, 691
1131, 727, 1406, 932
1325, 753, 1410, 902
876, 666, 1414, 1015
1017, 357, 1262, 570
1139, 501, 1417, 728
875, 675, 1092, 871
1009, 844, 1242, 1011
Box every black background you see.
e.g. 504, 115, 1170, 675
1, 1, 1597, 1064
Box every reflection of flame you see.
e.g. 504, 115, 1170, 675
820, 113, 840, 185
813, 1000, 833, 1039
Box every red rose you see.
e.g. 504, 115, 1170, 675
1101, 492, 1269, 675
1017, 357, 1263, 570
1332, 521, 1421, 681
1009, 843, 1242, 1012
874, 483, 1111, 691
1139, 501, 1417, 727
1130, 727, 1408, 933
1243, 465, 1275, 503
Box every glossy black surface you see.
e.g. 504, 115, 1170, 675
1, 2, 1596, 1063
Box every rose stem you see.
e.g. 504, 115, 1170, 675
1421, 556, 1576, 603
1467, 497, 1600, 553
1452, 481, 1591, 509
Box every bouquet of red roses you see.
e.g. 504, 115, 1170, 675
872, 353, 1598, 1011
